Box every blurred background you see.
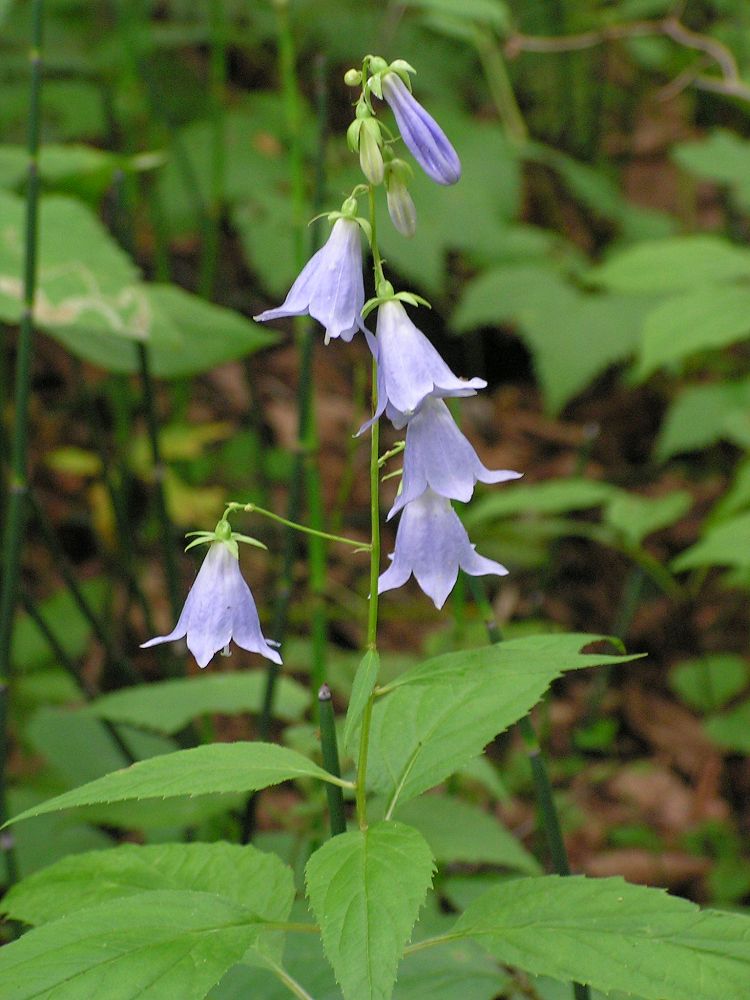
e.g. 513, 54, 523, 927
2, 0, 750, 911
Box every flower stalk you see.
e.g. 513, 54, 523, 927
0, 0, 44, 885
318, 684, 346, 837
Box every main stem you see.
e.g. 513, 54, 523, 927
468, 576, 590, 1000
355, 187, 382, 831
0, 0, 44, 887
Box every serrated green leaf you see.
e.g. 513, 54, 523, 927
589, 235, 750, 292
673, 130, 750, 211
670, 654, 748, 713
464, 478, 616, 529
394, 794, 540, 873
2, 841, 293, 930
603, 490, 692, 548
368, 637, 641, 809
0, 889, 277, 1000
449, 874, 750, 1000
5, 742, 343, 827
705, 698, 750, 753
306, 821, 435, 1000
84, 672, 309, 735
638, 285, 750, 377
344, 650, 380, 751
672, 512, 750, 572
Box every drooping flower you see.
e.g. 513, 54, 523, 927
141, 540, 281, 668
364, 299, 486, 430
379, 489, 508, 609
254, 217, 366, 344
389, 397, 521, 518
381, 72, 461, 186
385, 159, 417, 237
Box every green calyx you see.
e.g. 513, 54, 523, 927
184, 517, 267, 557
362, 284, 431, 320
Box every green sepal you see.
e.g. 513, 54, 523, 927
231, 533, 268, 551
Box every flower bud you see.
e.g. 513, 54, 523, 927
344, 68, 362, 87
359, 118, 384, 186
386, 174, 417, 238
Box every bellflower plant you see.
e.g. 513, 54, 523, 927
380, 69, 461, 185
379, 489, 508, 609
141, 521, 281, 668
388, 397, 522, 518
254, 206, 368, 344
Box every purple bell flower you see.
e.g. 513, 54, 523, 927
389, 397, 522, 518
254, 218, 366, 344
379, 489, 508, 609
381, 73, 461, 186
141, 541, 281, 668
363, 300, 486, 431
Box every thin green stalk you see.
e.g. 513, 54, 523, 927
0, 0, 44, 886
198, 0, 227, 300
318, 684, 346, 836
228, 502, 368, 549
473, 28, 528, 146
467, 574, 589, 1000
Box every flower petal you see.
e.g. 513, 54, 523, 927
381, 73, 461, 186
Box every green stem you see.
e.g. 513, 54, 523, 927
198, 0, 227, 300
467, 574, 589, 1000
228, 502, 368, 549
0, 0, 44, 886
473, 29, 528, 146
318, 684, 346, 836
263, 957, 316, 1000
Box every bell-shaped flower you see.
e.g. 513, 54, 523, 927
389, 397, 522, 518
364, 299, 486, 430
379, 489, 508, 609
141, 540, 281, 668
381, 72, 461, 186
254, 217, 366, 344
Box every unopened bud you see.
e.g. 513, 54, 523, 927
386, 174, 417, 237
344, 68, 362, 87
359, 119, 384, 186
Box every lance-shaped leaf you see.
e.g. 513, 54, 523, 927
4, 742, 345, 827
367, 636, 641, 811
306, 821, 435, 1000
449, 875, 750, 1000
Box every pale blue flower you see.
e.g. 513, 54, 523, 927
379, 489, 508, 609
364, 300, 486, 431
254, 218, 365, 343
381, 73, 461, 186
389, 397, 522, 518
141, 541, 281, 668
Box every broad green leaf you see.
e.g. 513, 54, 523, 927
5, 742, 343, 827
0, 191, 143, 334
0, 889, 278, 1000
638, 285, 750, 377
603, 490, 692, 548
344, 650, 380, 751
705, 699, 750, 753
2, 841, 293, 929
84, 672, 309, 735
401, 0, 511, 32
464, 478, 616, 529
655, 380, 750, 460
450, 874, 750, 1000
672, 512, 750, 571
453, 265, 651, 412
713, 457, 750, 521
394, 794, 540, 873
306, 821, 435, 1000
670, 654, 748, 713
673, 130, 750, 211
589, 235, 750, 292
0, 143, 122, 200
368, 637, 641, 808
49, 283, 277, 377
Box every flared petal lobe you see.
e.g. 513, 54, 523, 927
389, 398, 522, 517
381, 73, 461, 186
379, 490, 508, 609
367, 300, 486, 429
254, 218, 365, 343
141, 542, 281, 668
